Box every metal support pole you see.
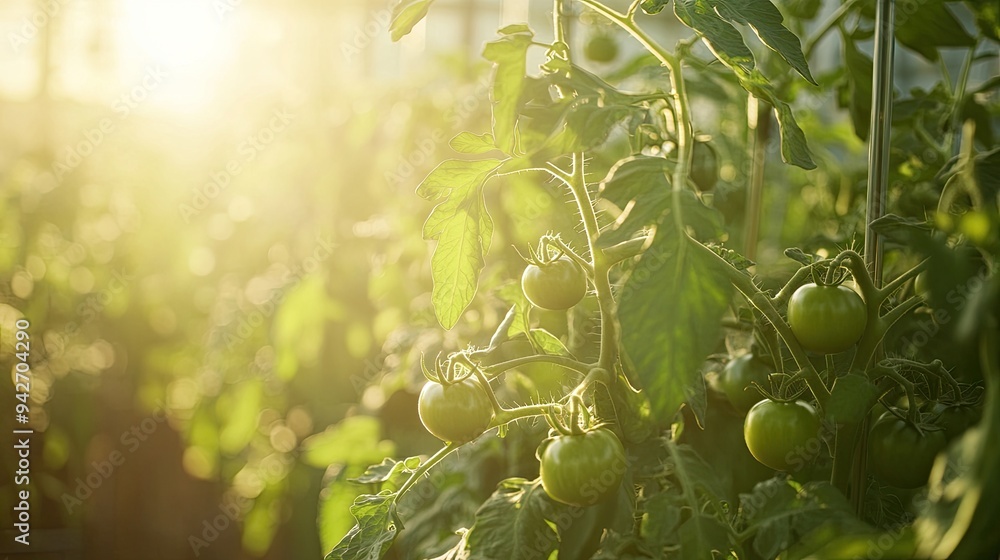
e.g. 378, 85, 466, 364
865, 0, 895, 288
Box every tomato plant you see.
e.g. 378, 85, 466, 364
868, 415, 948, 489
716, 353, 770, 413
521, 254, 588, 311
319, 0, 1000, 558
418, 377, 495, 444
744, 400, 822, 471
787, 283, 868, 354
538, 428, 626, 507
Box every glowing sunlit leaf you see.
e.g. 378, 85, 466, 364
417, 159, 502, 329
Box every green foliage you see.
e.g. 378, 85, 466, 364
417, 159, 502, 329
325, 494, 398, 560
619, 232, 733, 422
319, 0, 1000, 559
389, 0, 436, 42
465, 478, 561, 559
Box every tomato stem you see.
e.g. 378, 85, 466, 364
690, 236, 832, 406
770, 263, 819, 309
480, 353, 593, 379
541, 235, 595, 277
394, 443, 460, 504
831, 421, 860, 499
877, 258, 929, 301
549, 154, 621, 374
871, 365, 920, 424
493, 403, 562, 429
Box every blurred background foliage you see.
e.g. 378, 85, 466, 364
0, 0, 995, 558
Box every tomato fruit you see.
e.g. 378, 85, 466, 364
744, 400, 822, 471
787, 283, 867, 354
718, 354, 770, 413
539, 428, 626, 507
932, 403, 981, 441
868, 415, 947, 488
584, 35, 618, 63
690, 141, 719, 192
521, 255, 588, 310
418, 377, 494, 444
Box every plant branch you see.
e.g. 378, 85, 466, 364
396, 443, 460, 499
481, 354, 594, 378
689, 236, 831, 405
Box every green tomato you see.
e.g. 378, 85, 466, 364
744, 400, 822, 471
521, 255, 588, 311
539, 428, 626, 507
418, 377, 494, 444
931, 403, 981, 442
868, 415, 947, 489
718, 354, 770, 413
583, 35, 618, 63
787, 283, 868, 354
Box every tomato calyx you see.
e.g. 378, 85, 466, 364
544, 395, 593, 437
521, 234, 591, 275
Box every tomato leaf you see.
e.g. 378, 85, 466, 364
465, 478, 561, 559
641, 0, 672, 15
739, 479, 858, 559
483, 26, 534, 155
965, 0, 1000, 42
495, 282, 530, 338
674, 0, 756, 74
301, 416, 395, 468
529, 328, 572, 356
894, 0, 975, 62
598, 156, 725, 246
973, 147, 1000, 204
418, 159, 503, 329
711, 0, 816, 84
618, 234, 732, 423
325, 494, 398, 560
425, 530, 471, 559
389, 0, 435, 42
826, 374, 878, 424
678, 514, 732, 559
839, 30, 874, 140
450, 131, 496, 155
642, 493, 684, 549
349, 456, 422, 485
737, 71, 816, 169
